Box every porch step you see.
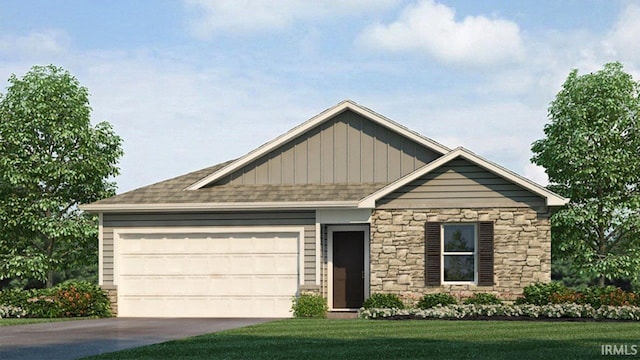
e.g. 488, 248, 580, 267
326, 311, 359, 319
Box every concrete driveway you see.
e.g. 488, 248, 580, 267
0, 318, 275, 360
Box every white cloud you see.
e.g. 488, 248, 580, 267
0, 30, 70, 59
603, 2, 640, 65
184, 0, 397, 38
523, 163, 548, 187
357, 0, 524, 67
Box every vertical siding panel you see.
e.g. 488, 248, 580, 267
294, 139, 308, 184
347, 115, 361, 183
401, 140, 416, 176
212, 111, 443, 186
254, 157, 269, 184
415, 145, 439, 167
307, 128, 321, 183
360, 120, 375, 183
268, 151, 282, 184
229, 172, 242, 185
387, 132, 402, 181
281, 144, 295, 184
333, 119, 348, 183
242, 166, 256, 184
321, 121, 334, 183
374, 126, 388, 182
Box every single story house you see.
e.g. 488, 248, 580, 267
81, 100, 568, 318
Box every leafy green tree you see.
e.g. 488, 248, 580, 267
0, 65, 123, 288
531, 62, 640, 287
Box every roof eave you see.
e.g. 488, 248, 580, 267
80, 200, 363, 213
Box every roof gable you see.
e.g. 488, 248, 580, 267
187, 100, 450, 190
376, 158, 546, 209
359, 147, 568, 208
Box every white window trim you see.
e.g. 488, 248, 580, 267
327, 224, 370, 311
441, 223, 478, 285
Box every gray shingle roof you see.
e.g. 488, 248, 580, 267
89, 160, 387, 206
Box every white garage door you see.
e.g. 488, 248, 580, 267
116, 230, 300, 318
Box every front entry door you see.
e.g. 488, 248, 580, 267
332, 231, 365, 308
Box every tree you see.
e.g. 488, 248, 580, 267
531, 62, 640, 287
0, 65, 123, 288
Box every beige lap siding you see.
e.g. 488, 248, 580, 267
100, 211, 317, 286
369, 208, 551, 300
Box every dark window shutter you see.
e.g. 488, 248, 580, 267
477, 222, 494, 286
425, 222, 442, 286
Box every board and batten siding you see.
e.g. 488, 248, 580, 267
101, 211, 316, 285
213, 110, 441, 186
377, 158, 546, 209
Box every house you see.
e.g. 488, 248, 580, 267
81, 100, 568, 318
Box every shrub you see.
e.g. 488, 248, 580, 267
291, 293, 327, 318
417, 293, 457, 309
362, 293, 405, 309
359, 304, 640, 321
581, 286, 637, 307
463, 293, 502, 305
0, 304, 26, 318
549, 290, 583, 305
0, 281, 111, 318
520, 282, 568, 305
544, 286, 638, 308
53, 281, 112, 317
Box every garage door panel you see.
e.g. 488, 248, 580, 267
119, 296, 293, 317
117, 231, 300, 318
120, 274, 298, 297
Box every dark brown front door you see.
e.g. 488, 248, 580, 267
333, 231, 365, 308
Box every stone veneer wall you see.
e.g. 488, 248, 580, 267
370, 208, 550, 300
101, 285, 117, 316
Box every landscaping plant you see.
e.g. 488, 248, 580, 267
463, 293, 502, 305
517, 282, 569, 305
362, 293, 404, 309
417, 293, 457, 309
291, 293, 327, 318
0, 281, 111, 318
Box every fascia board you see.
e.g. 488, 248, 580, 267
80, 200, 360, 213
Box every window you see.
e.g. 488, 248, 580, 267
442, 224, 476, 283
425, 221, 494, 287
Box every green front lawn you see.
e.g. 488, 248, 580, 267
84, 319, 640, 360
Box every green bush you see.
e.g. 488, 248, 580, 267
362, 293, 405, 309
0, 281, 111, 318
53, 281, 112, 317
417, 293, 457, 309
581, 286, 638, 307
463, 293, 502, 305
0, 304, 26, 318
519, 282, 568, 305
291, 293, 327, 318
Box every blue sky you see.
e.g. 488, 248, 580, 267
0, 0, 636, 192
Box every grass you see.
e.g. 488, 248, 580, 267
83, 319, 640, 360
0, 317, 93, 326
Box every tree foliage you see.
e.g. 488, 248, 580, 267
531, 62, 640, 286
0, 65, 123, 287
